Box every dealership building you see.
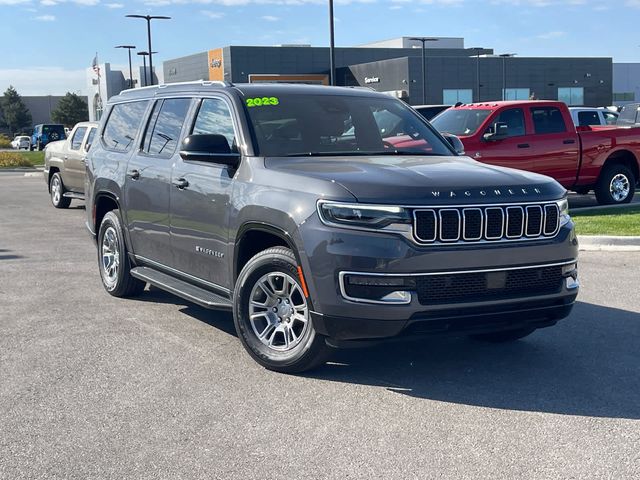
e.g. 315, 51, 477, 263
162, 36, 613, 106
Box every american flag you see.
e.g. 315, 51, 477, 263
92, 54, 100, 76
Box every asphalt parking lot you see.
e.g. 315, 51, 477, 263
1, 176, 639, 479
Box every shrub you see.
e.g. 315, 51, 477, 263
0, 152, 32, 168
0, 134, 11, 149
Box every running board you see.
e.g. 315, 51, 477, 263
63, 192, 84, 199
130, 266, 233, 311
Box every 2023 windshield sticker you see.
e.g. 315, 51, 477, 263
246, 97, 279, 107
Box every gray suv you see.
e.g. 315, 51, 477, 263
85, 82, 579, 373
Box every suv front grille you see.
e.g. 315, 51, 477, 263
414, 203, 560, 244
415, 265, 564, 305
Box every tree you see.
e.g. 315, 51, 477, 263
51, 92, 89, 128
0, 86, 32, 136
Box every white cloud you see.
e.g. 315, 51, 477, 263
262, 15, 279, 20
0, 67, 87, 96
200, 9, 224, 17
537, 30, 566, 40
35, 14, 56, 20
105, 2, 124, 7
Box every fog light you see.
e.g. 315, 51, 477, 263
341, 273, 414, 304
562, 263, 579, 289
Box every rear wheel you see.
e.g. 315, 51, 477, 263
595, 164, 635, 205
233, 247, 329, 373
471, 327, 536, 343
97, 210, 145, 297
49, 173, 71, 209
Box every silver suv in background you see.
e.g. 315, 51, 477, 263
568, 107, 618, 127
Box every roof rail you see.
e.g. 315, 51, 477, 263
118, 79, 233, 96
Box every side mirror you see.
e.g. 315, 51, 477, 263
483, 122, 509, 141
442, 133, 465, 155
179, 134, 240, 167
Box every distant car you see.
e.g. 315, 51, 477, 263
413, 104, 451, 121
616, 103, 640, 127
11, 135, 31, 150
31, 124, 66, 151
43, 121, 98, 208
568, 107, 618, 127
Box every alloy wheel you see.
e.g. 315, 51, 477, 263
610, 173, 630, 202
101, 226, 120, 286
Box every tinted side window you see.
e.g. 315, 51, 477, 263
85, 128, 96, 152
71, 126, 87, 150
144, 98, 191, 156
577, 111, 600, 127
531, 107, 567, 134
192, 98, 237, 151
486, 108, 526, 137
103, 101, 149, 152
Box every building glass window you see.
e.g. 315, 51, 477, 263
613, 92, 635, 102
443, 89, 473, 105
503, 88, 530, 101
558, 87, 584, 106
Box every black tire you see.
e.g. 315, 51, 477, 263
49, 172, 71, 209
594, 163, 635, 205
233, 247, 329, 373
37, 140, 42, 151
471, 327, 536, 343
97, 210, 145, 297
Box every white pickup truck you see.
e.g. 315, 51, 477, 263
568, 107, 618, 127
44, 121, 98, 208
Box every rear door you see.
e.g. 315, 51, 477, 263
64, 125, 88, 191
169, 96, 239, 290
527, 105, 580, 187
123, 97, 192, 266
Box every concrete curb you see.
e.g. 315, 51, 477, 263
578, 235, 640, 252
571, 202, 640, 213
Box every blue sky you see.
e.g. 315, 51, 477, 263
1, 0, 639, 95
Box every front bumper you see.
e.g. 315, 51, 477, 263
299, 216, 579, 341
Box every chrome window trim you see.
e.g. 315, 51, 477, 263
439, 209, 461, 242
544, 204, 561, 236
506, 206, 525, 239
462, 208, 483, 241
525, 205, 543, 237
412, 209, 437, 242
484, 207, 505, 240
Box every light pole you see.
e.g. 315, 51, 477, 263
499, 53, 516, 101
471, 47, 484, 102
408, 37, 438, 104
137, 51, 156, 86
328, 0, 335, 85
115, 45, 136, 88
126, 14, 171, 86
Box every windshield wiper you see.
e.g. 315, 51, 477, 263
283, 150, 440, 157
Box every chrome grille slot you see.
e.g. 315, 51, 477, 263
413, 202, 563, 245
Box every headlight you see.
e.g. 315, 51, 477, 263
557, 198, 570, 227
318, 201, 411, 230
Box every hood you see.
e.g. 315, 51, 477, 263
266, 155, 565, 205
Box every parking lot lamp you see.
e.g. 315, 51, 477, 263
408, 37, 439, 104
115, 45, 136, 89
329, 0, 335, 85
471, 47, 484, 102
125, 14, 171, 86
137, 51, 156, 86
499, 53, 517, 101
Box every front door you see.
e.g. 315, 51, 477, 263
169, 97, 239, 290
123, 97, 192, 265
64, 125, 88, 191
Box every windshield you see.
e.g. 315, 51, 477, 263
431, 109, 492, 137
243, 94, 453, 157
43, 125, 66, 136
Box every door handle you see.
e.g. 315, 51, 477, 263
127, 169, 140, 180
173, 178, 189, 189
563, 139, 576, 145
517, 143, 530, 149
63, 155, 68, 160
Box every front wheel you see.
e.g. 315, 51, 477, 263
49, 173, 71, 209
595, 164, 635, 205
233, 247, 329, 373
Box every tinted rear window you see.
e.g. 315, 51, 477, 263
431, 109, 492, 136
577, 111, 601, 127
531, 107, 567, 134
103, 101, 149, 152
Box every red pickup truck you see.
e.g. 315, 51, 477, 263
430, 101, 640, 204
